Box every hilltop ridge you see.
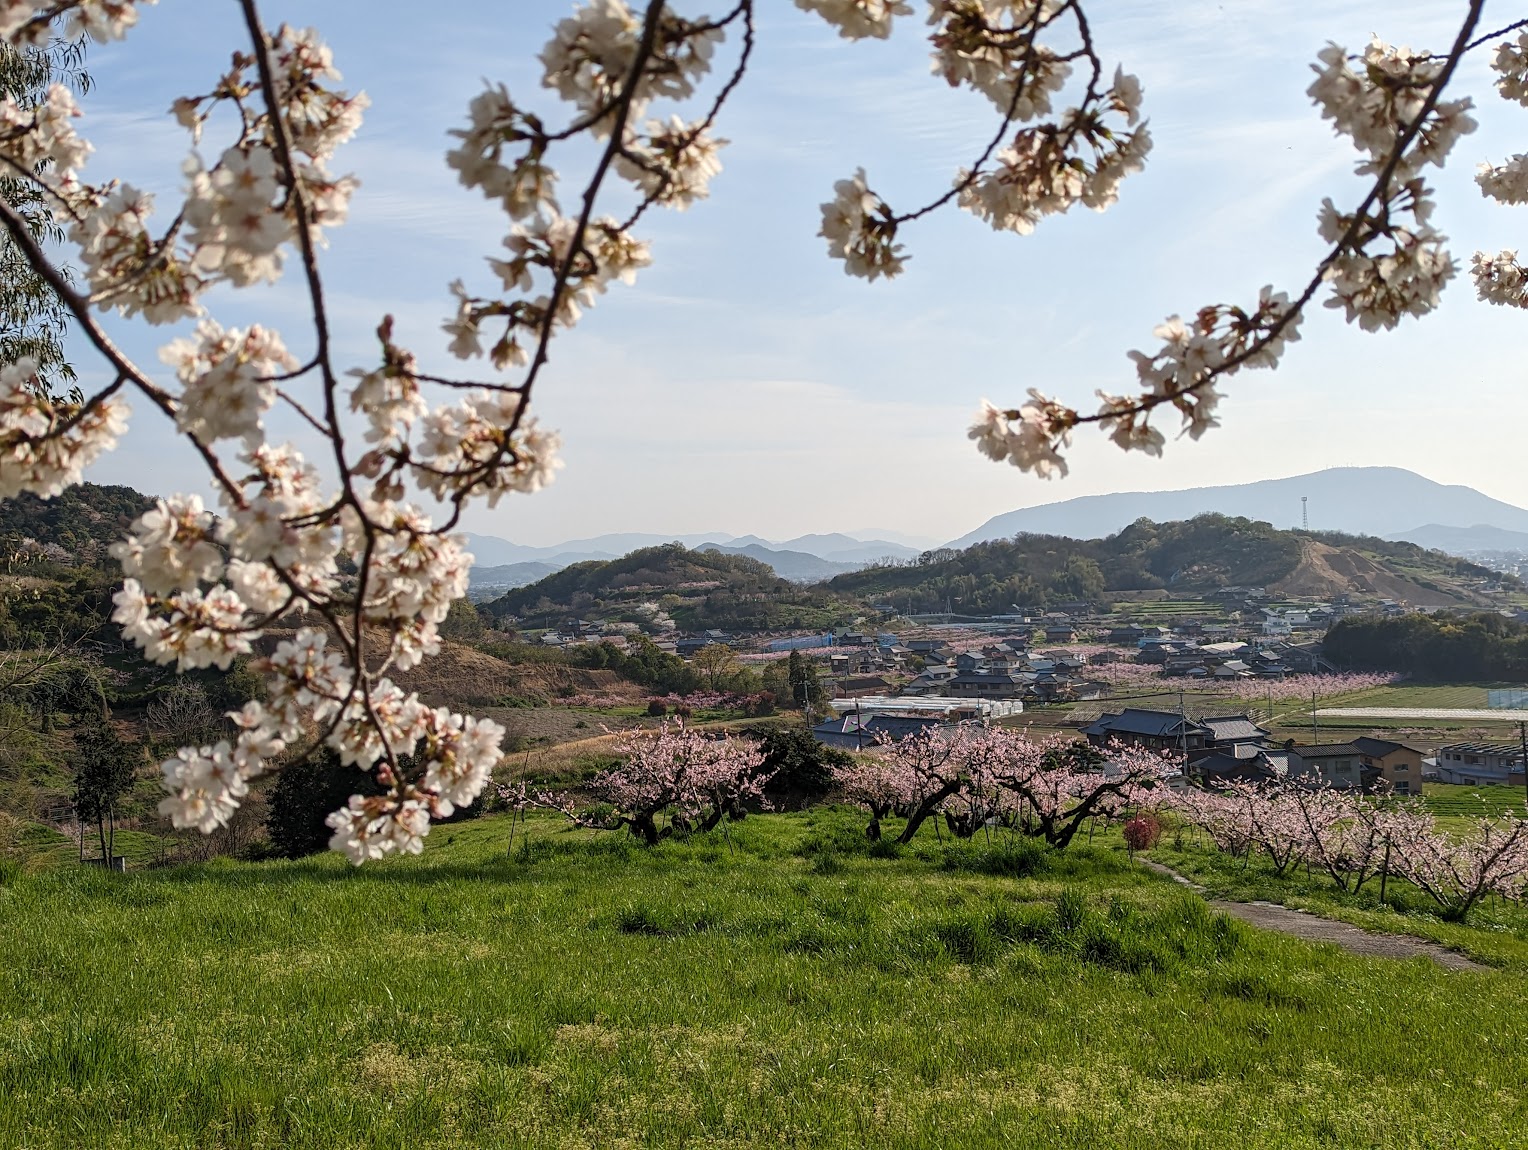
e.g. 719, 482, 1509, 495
835, 515, 1513, 614
947, 467, 1528, 549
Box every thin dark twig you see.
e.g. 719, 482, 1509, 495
412, 372, 528, 391
260, 355, 321, 383
273, 387, 330, 435
1463, 16, 1528, 54
1062, 0, 1485, 432
894, 0, 1064, 225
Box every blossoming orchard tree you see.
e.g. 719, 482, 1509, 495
1166, 781, 1528, 921
538, 721, 770, 845
1, 0, 1526, 861
833, 726, 1174, 846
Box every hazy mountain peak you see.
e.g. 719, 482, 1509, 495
945, 467, 1528, 548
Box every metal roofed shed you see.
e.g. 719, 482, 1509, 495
1081, 709, 1215, 753
1200, 716, 1270, 744
812, 713, 950, 749
828, 696, 1023, 719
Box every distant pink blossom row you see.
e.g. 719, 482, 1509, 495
556, 692, 635, 709
1219, 672, 1403, 701
658, 691, 734, 709
1086, 665, 1402, 700
555, 689, 747, 711
1169, 782, 1528, 919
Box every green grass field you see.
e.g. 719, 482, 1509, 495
1265, 681, 1528, 740
1109, 601, 1225, 619
1422, 782, 1528, 819
1318, 683, 1510, 711
4, 811, 1528, 1147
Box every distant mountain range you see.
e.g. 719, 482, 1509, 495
696, 543, 860, 582
1388, 523, 1528, 554
465, 530, 923, 586
946, 468, 1528, 550
464, 561, 563, 594
459, 467, 1528, 589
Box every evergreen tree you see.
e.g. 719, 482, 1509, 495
786, 650, 826, 710
71, 708, 137, 864
0, 38, 88, 396
266, 749, 386, 859
756, 722, 849, 810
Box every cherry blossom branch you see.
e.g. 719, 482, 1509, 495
236, 0, 348, 485
617, 0, 753, 234
893, 0, 1060, 225
970, 0, 1485, 474
0, 195, 250, 505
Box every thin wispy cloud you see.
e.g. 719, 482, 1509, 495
70, 0, 1528, 543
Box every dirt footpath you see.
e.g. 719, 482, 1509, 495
1140, 860, 1488, 972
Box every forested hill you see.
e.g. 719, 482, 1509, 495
1326, 612, 1528, 681
829, 515, 1514, 612
488, 546, 788, 620
481, 543, 863, 632
0, 483, 153, 565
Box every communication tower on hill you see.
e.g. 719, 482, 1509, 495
1301, 496, 1309, 531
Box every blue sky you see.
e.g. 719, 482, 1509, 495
67, 0, 1528, 547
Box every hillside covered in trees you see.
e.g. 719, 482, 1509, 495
1, 483, 153, 570
482, 543, 861, 632
830, 515, 1513, 614
1325, 612, 1528, 681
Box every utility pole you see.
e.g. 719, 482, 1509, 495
1178, 688, 1188, 773
1519, 720, 1528, 816
1311, 690, 1319, 746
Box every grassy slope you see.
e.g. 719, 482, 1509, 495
4, 811, 1527, 1149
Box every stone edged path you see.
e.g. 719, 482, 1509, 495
1140, 859, 1488, 972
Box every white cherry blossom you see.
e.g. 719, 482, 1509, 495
795, 0, 911, 41
1471, 250, 1528, 308
109, 494, 223, 595
820, 168, 906, 280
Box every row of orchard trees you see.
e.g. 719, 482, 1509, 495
533, 720, 1528, 926
535, 720, 1177, 852
1167, 783, 1528, 923
831, 725, 1174, 847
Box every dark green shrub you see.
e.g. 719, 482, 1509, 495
754, 723, 850, 810
265, 749, 385, 859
